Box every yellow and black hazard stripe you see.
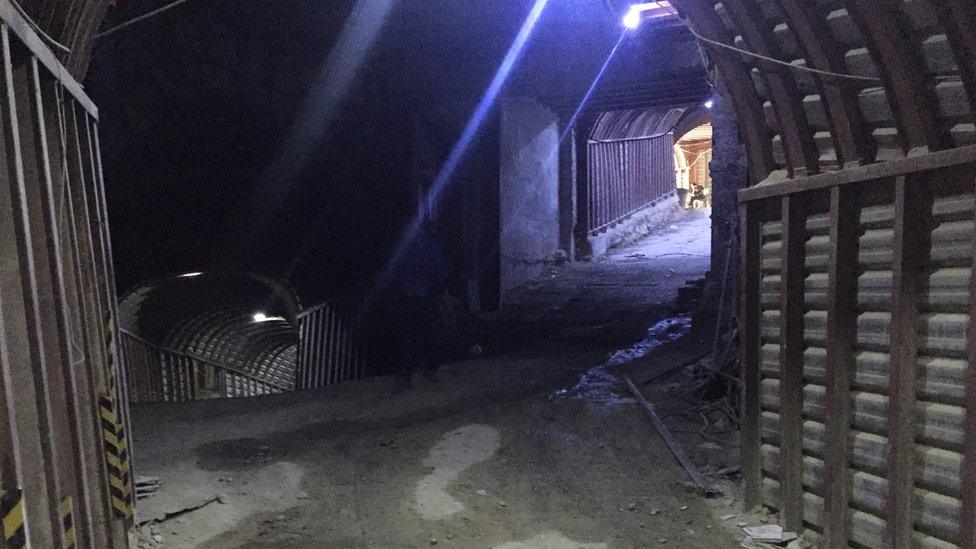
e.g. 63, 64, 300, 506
60, 496, 75, 548
0, 488, 26, 549
100, 314, 134, 522
100, 395, 133, 522
105, 317, 118, 381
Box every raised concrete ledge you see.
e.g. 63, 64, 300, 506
585, 193, 680, 258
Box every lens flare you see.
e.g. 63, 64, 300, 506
364, 0, 550, 313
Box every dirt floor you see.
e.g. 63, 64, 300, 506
132, 207, 758, 548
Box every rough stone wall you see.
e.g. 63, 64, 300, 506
696, 80, 748, 343
498, 97, 561, 301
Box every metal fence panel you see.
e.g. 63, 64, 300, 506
296, 300, 365, 389
586, 134, 676, 233
0, 1, 131, 545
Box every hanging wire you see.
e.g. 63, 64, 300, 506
10, 0, 70, 52
97, 0, 192, 38
686, 25, 883, 83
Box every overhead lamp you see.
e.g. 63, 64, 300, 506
622, 2, 674, 30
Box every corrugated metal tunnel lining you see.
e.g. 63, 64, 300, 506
118, 271, 301, 400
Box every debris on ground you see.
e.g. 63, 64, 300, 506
739, 523, 806, 548
136, 475, 162, 500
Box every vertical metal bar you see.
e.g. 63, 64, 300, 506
326, 307, 339, 386
27, 56, 98, 548
63, 97, 120, 546
822, 185, 859, 546
778, 195, 805, 531
962, 166, 976, 548
0, 25, 62, 547
886, 173, 929, 547
297, 315, 308, 389
740, 200, 763, 508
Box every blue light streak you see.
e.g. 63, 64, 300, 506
558, 31, 626, 145
365, 0, 550, 311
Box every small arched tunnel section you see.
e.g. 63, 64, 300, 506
581, 104, 711, 256
118, 271, 302, 402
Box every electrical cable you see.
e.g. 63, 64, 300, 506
97, 0, 192, 38
10, 0, 70, 52
686, 25, 883, 83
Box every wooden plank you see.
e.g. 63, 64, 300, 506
886, 174, 930, 548
775, 0, 876, 166
821, 185, 859, 546
739, 144, 976, 202
739, 201, 762, 508
842, 0, 951, 153
722, 0, 820, 176
623, 376, 716, 495
960, 169, 976, 549
777, 195, 806, 531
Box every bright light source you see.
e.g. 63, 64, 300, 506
253, 312, 286, 323
179, 272, 203, 278
704, 99, 715, 109
622, 8, 641, 29
623, 2, 675, 29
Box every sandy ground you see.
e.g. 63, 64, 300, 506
131, 208, 752, 548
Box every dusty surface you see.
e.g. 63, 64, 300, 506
131, 208, 751, 548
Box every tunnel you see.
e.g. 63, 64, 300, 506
1, 0, 975, 547
118, 272, 301, 401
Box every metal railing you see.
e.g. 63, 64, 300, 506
296, 299, 365, 389
119, 330, 290, 402
586, 134, 676, 233
0, 0, 133, 545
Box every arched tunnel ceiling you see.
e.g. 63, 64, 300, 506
669, 0, 976, 184
590, 104, 711, 141
49, 0, 975, 188
119, 272, 301, 390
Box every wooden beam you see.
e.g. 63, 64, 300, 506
821, 185, 859, 546
739, 201, 763, 508
842, 0, 951, 154
775, 0, 876, 166
738, 144, 976, 202
777, 195, 806, 531
721, 0, 820, 176
886, 174, 930, 547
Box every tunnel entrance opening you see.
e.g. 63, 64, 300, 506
675, 122, 712, 209
580, 105, 714, 260
118, 272, 301, 402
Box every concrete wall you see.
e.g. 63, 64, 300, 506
498, 98, 560, 300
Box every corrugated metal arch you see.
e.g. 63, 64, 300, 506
669, 0, 976, 184
118, 271, 300, 390
590, 104, 711, 141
